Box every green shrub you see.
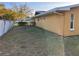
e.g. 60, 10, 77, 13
18, 22, 27, 26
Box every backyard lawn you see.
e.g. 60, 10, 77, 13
0, 26, 64, 56
0, 26, 79, 56
64, 36, 79, 56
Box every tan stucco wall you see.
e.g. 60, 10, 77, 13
35, 14, 64, 36
64, 7, 79, 36
35, 7, 79, 36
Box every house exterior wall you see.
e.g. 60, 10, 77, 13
64, 7, 79, 36
35, 13, 64, 36
35, 7, 79, 36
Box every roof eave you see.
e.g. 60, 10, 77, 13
31, 4, 79, 19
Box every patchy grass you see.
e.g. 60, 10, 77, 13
64, 36, 79, 56
0, 26, 64, 56
1, 26, 79, 56
26, 27, 65, 55
2, 26, 79, 56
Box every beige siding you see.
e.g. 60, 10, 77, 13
35, 14, 64, 36
64, 7, 79, 36
35, 7, 79, 36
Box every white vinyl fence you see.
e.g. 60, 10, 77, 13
0, 20, 14, 36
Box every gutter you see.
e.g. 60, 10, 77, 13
30, 3, 79, 19
32, 9, 70, 19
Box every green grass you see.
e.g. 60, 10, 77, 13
64, 36, 79, 56
26, 27, 65, 56
1, 26, 79, 56
0, 26, 65, 56
25, 27, 79, 56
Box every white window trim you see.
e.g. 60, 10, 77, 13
70, 14, 75, 31
70, 28, 74, 31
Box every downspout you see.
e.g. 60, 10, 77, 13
33, 18, 36, 26
62, 12, 65, 56
63, 13, 65, 38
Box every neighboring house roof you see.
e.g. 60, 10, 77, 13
35, 11, 46, 15
32, 4, 79, 18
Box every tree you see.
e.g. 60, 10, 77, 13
0, 3, 27, 32
0, 9, 15, 33
12, 3, 34, 20
0, 8, 26, 32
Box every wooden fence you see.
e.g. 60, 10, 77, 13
0, 20, 13, 36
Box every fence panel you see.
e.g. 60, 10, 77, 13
0, 20, 13, 36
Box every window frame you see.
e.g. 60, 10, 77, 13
70, 13, 75, 31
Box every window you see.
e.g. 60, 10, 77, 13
70, 14, 74, 31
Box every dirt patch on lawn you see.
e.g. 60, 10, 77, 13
0, 26, 64, 56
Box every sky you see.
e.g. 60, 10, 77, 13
1, 2, 79, 11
